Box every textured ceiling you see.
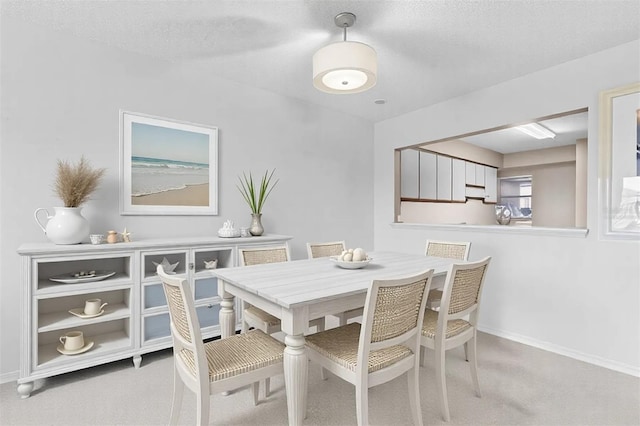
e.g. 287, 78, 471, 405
3, 0, 639, 125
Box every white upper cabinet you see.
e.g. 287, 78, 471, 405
436, 155, 452, 200
465, 162, 476, 185
484, 166, 498, 203
452, 158, 466, 201
466, 162, 486, 186
401, 149, 419, 198
401, 149, 498, 204
419, 151, 437, 200
475, 163, 486, 186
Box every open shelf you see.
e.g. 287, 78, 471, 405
37, 328, 132, 369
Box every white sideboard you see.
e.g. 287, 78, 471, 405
16, 234, 292, 398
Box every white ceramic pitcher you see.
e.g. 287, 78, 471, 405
34, 207, 90, 245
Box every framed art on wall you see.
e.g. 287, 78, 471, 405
598, 82, 640, 238
120, 111, 218, 215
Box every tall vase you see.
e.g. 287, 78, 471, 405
34, 207, 90, 245
249, 213, 264, 236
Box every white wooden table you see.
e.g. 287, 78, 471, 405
214, 251, 460, 426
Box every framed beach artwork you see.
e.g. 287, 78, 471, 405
120, 111, 218, 215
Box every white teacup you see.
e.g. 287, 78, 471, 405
84, 298, 108, 315
60, 331, 84, 351
89, 234, 103, 245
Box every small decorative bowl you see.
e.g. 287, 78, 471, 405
217, 228, 240, 238
329, 256, 372, 269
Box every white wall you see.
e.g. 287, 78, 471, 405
0, 20, 374, 380
374, 40, 640, 376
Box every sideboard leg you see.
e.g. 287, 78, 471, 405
133, 355, 142, 369
17, 382, 34, 399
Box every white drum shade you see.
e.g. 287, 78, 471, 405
313, 41, 377, 94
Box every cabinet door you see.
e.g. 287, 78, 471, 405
400, 149, 419, 198
465, 162, 476, 185
452, 159, 466, 201
436, 155, 452, 200
419, 151, 437, 200
484, 166, 498, 203
475, 164, 486, 186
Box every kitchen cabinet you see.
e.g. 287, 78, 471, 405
437, 155, 452, 200
401, 149, 497, 204
16, 234, 291, 398
475, 164, 486, 186
484, 166, 498, 203
401, 149, 419, 198
466, 162, 486, 187
419, 151, 437, 199
452, 159, 466, 201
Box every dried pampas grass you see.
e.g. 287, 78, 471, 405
54, 156, 106, 207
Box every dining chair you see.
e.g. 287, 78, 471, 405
238, 244, 325, 395
157, 265, 284, 426
306, 269, 434, 426
306, 240, 364, 326
420, 256, 491, 422
424, 240, 471, 310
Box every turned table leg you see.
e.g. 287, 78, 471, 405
284, 333, 308, 426
220, 293, 236, 339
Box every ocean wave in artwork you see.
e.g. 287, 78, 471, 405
131, 156, 209, 197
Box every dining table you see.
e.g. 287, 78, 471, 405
214, 250, 463, 426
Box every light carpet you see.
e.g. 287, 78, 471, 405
1, 332, 638, 425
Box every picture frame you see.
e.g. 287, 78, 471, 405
598, 82, 640, 238
120, 111, 218, 215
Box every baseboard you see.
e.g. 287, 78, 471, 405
478, 324, 640, 378
1, 370, 18, 385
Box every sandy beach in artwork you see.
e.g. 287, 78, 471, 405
132, 183, 209, 206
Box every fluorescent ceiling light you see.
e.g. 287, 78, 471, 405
515, 123, 556, 139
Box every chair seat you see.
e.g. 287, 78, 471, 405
306, 323, 413, 373
244, 306, 281, 328
421, 309, 471, 339
179, 329, 284, 382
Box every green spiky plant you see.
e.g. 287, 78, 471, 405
237, 169, 279, 214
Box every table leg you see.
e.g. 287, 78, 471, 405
284, 333, 308, 426
220, 294, 235, 339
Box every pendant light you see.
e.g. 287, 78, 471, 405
313, 12, 377, 94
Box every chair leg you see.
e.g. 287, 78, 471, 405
408, 365, 424, 426
196, 389, 210, 426
169, 368, 184, 425
262, 378, 271, 398
468, 335, 481, 397
419, 346, 426, 367
435, 347, 450, 422
320, 367, 329, 380
464, 342, 469, 362
338, 313, 347, 326
355, 383, 369, 426
251, 382, 260, 405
